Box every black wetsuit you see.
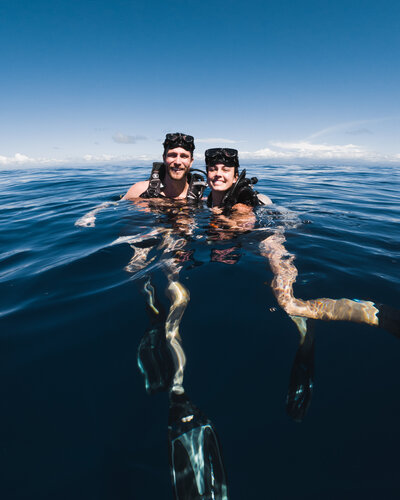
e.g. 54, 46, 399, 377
140, 162, 206, 203
207, 169, 264, 215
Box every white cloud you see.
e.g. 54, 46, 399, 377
271, 140, 365, 156
112, 133, 147, 144
83, 154, 113, 162
1, 140, 400, 167
0, 152, 156, 167
0, 153, 51, 165
83, 153, 154, 163
240, 140, 400, 163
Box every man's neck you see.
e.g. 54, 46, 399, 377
163, 176, 189, 199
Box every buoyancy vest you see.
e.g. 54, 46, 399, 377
206, 169, 265, 215
140, 162, 206, 203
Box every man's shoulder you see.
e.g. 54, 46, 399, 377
123, 180, 150, 200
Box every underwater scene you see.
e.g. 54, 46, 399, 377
1, 163, 400, 499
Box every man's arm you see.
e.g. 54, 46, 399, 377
122, 180, 150, 200
75, 201, 118, 228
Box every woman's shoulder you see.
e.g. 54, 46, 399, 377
257, 193, 273, 205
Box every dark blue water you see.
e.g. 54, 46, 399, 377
1, 164, 399, 500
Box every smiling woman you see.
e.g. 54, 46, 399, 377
205, 147, 272, 211
207, 163, 238, 205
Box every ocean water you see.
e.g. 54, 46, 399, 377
1, 163, 399, 500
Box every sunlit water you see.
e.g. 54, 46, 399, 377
1, 164, 399, 499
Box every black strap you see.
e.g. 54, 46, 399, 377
187, 169, 207, 203
141, 164, 206, 202
221, 170, 260, 215
140, 162, 165, 199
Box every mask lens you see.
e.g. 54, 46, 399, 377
205, 148, 238, 167
205, 148, 220, 160
182, 134, 194, 144
222, 148, 238, 158
164, 133, 195, 152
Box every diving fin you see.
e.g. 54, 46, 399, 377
137, 323, 175, 394
168, 392, 229, 500
376, 303, 400, 338
286, 319, 315, 422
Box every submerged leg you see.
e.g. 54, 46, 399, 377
161, 231, 192, 395
161, 238, 229, 499
260, 232, 399, 422
165, 274, 190, 395
260, 233, 393, 330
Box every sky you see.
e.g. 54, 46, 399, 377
1, 0, 399, 167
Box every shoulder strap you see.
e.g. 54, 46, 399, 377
140, 162, 165, 199
186, 169, 207, 204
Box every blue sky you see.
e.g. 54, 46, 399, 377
1, 0, 399, 166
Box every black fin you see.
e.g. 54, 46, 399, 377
377, 304, 400, 338
168, 392, 229, 500
286, 320, 315, 422
137, 324, 175, 394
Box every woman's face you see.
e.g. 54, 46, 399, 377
207, 163, 238, 192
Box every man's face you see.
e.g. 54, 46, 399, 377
207, 163, 238, 192
164, 147, 193, 181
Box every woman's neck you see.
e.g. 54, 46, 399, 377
211, 191, 225, 207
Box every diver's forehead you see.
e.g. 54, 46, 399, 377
165, 147, 191, 155
209, 163, 234, 168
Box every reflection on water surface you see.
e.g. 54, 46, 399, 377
1, 164, 399, 499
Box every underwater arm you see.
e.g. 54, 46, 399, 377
74, 201, 118, 228
212, 203, 256, 232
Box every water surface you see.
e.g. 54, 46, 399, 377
1, 163, 399, 499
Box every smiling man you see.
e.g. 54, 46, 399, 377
123, 132, 201, 201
